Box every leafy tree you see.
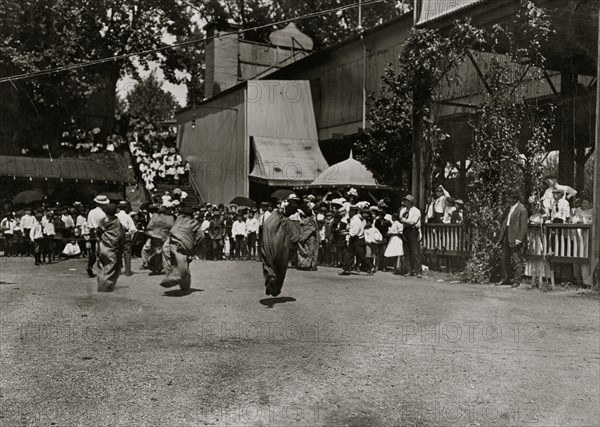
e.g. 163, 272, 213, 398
162, 24, 206, 108
355, 21, 483, 189
0, 0, 190, 144
271, 0, 412, 49
163, 0, 414, 107
126, 72, 181, 122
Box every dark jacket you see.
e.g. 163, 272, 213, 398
498, 202, 528, 247
210, 218, 226, 240
375, 217, 391, 240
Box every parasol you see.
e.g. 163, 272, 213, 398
229, 196, 256, 208
104, 192, 124, 201
270, 189, 295, 200
13, 190, 44, 205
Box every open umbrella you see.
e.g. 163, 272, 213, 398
270, 189, 295, 200
13, 190, 44, 205
230, 196, 256, 208
104, 192, 124, 201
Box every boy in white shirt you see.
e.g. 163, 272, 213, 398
232, 214, 247, 260
245, 211, 259, 260
549, 188, 570, 223
30, 213, 44, 265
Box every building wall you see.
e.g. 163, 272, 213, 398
177, 89, 246, 204
267, 14, 415, 141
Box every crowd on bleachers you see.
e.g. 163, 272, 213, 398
125, 121, 190, 191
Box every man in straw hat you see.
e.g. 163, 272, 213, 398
96, 203, 125, 292
496, 190, 528, 288
86, 194, 109, 277
117, 201, 137, 276
160, 207, 203, 292
400, 195, 423, 278
339, 205, 375, 276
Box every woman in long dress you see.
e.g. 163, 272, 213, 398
384, 213, 404, 273
297, 208, 319, 271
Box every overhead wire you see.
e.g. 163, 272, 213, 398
0, 0, 384, 84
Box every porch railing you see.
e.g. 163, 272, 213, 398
421, 223, 472, 256
421, 223, 593, 284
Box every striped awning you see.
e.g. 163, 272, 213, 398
416, 0, 486, 25
248, 136, 329, 187
0, 155, 132, 184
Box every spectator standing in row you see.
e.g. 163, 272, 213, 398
87, 195, 109, 277
117, 201, 137, 276
339, 206, 374, 276
30, 213, 44, 266
20, 208, 36, 257
496, 190, 528, 288
246, 211, 259, 260
426, 185, 450, 223
385, 213, 404, 274
549, 188, 570, 223
41, 211, 56, 263
399, 195, 423, 278
232, 213, 247, 260
542, 177, 576, 213
1, 212, 17, 256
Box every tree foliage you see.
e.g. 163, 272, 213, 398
355, 21, 484, 189
163, 0, 413, 106
0, 0, 190, 144
125, 72, 181, 122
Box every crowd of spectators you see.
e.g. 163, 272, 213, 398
126, 121, 189, 192
59, 127, 127, 153
425, 185, 464, 224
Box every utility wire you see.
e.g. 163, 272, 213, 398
0, 0, 384, 84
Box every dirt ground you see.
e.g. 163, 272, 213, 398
1, 256, 599, 426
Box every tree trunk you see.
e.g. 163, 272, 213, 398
411, 86, 431, 213
102, 66, 120, 142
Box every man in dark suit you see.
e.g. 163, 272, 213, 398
496, 190, 528, 287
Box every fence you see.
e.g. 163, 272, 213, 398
421, 223, 594, 285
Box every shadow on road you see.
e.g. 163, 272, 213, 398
259, 297, 296, 308
163, 288, 204, 297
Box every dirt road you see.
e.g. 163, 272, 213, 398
1, 257, 598, 426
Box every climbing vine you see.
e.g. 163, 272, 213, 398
355, 20, 484, 190
462, 1, 554, 283
355, 0, 555, 282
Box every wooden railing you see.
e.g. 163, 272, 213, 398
421, 223, 594, 284
421, 224, 472, 256
526, 223, 592, 263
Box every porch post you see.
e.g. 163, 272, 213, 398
592, 10, 600, 289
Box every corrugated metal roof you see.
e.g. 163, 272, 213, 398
416, 0, 488, 26
248, 136, 329, 187
0, 156, 132, 183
